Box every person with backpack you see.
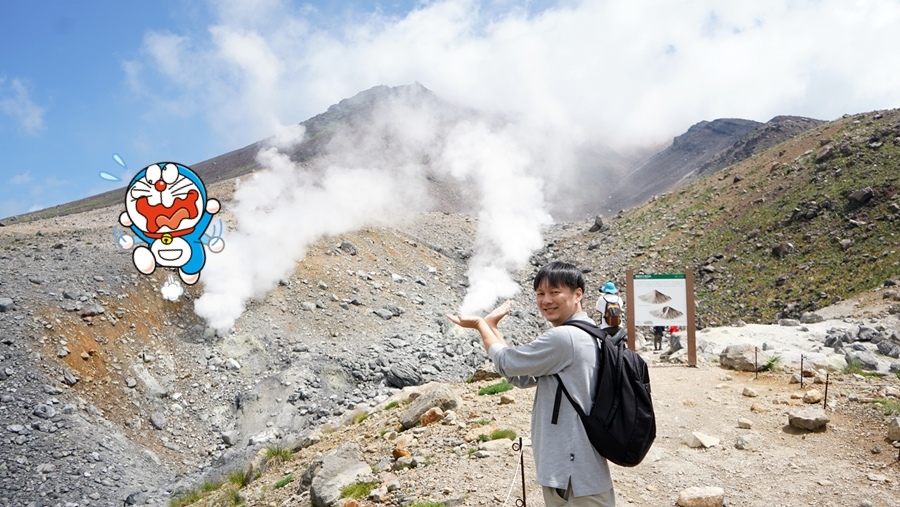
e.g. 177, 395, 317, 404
446, 261, 617, 506
596, 281, 624, 336
652, 325, 665, 351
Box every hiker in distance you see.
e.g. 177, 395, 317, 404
446, 261, 616, 506
595, 281, 624, 337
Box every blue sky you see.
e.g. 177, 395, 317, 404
2, 0, 900, 219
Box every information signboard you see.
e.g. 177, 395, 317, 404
632, 273, 688, 327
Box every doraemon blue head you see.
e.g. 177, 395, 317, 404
118, 162, 222, 285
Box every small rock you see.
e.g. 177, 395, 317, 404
676, 486, 725, 507
150, 412, 167, 430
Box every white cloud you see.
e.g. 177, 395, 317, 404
129, 0, 900, 151
10, 171, 32, 185
0, 77, 46, 135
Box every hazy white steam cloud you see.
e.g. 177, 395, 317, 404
194, 140, 429, 330
440, 121, 552, 314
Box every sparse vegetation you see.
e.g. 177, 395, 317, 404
762, 355, 782, 372
477, 428, 517, 442
478, 380, 513, 395
842, 359, 880, 376
341, 480, 379, 499
274, 475, 294, 489
843, 359, 864, 375
265, 445, 292, 464
409, 501, 445, 507
227, 469, 251, 488
168, 481, 223, 507
352, 411, 369, 424
385, 400, 400, 410
490, 428, 517, 440
872, 398, 900, 416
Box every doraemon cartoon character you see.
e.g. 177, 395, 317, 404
117, 162, 224, 285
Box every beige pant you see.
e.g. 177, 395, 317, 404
541, 483, 616, 507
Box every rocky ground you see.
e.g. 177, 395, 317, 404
0, 198, 898, 506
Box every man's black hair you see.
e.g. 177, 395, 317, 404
533, 261, 585, 292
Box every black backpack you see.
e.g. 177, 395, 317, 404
551, 320, 656, 467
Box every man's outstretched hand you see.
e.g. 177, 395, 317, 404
446, 300, 512, 328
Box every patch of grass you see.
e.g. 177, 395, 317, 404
265, 445, 292, 463
473, 418, 491, 425
409, 502, 445, 507
476, 428, 517, 442
490, 428, 517, 441
352, 411, 369, 424
169, 481, 223, 506
274, 475, 294, 489
478, 380, 513, 395
227, 469, 250, 488
761, 355, 782, 372
169, 490, 203, 507
385, 400, 400, 410
872, 398, 900, 416
340, 481, 379, 499
843, 359, 865, 375
842, 359, 879, 376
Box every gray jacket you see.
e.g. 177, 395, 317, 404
489, 311, 613, 497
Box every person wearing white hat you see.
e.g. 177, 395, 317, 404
595, 281, 624, 336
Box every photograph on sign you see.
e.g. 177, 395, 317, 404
632, 275, 688, 326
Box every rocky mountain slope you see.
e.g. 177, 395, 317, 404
605, 115, 826, 212
1, 98, 899, 506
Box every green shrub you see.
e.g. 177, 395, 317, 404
478, 380, 513, 395
340, 481, 379, 499
352, 411, 369, 424
473, 418, 491, 425
409, 502, 445, 507
274, 475, 294, 489
385, 400, 400, 410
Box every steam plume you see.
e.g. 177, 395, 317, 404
194, 98, 558, 330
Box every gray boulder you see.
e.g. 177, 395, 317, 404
719, 344, 771, 372
385, 361, 423, 388
398, 382, 461, 429
309, 443, 371, 507
788, 407, 829, 430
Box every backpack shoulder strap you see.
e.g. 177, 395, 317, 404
551, 320, 604, 425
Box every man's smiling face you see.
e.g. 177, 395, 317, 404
534, 278, 583, 327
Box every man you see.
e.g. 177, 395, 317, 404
652, 325, 665, 351
447, 261, 616, 506
595, 281, 623, 337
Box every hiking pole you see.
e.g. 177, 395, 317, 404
823, 372, 829, 409
800, 355, 804, 389
513, 437, 526, 507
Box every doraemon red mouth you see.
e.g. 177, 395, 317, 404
135, 189, 200, 237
